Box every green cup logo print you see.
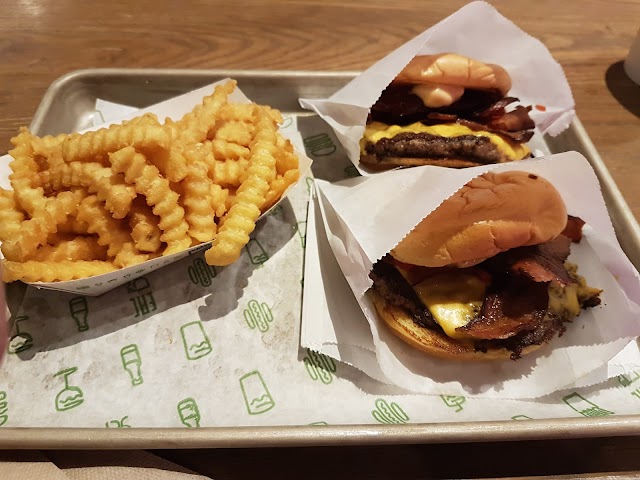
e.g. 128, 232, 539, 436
8, 315, 33, 354
303, 349, 336, 385
127, 277, 150, 292
245, 238, 269, 265
0, 391, 7, 427
303, 133, 337, 157
440, 395, 466, 413
511, 415, 533, 420
240, 371, 275, 415
618, 371, 640, 387
371, 399, 409, 424
54, 367, 84, 412
105, 416, 131, 428
243, 300, 273, 333
177, 397, 201, 427
188, 257, 217, 286
121, 344, 143, 386
180, 321, 213, 360
562, 392, 614, 417
69, 297, 89, 332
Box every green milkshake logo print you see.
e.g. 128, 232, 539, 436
0, 391, 7, 427
562, 392, 614, 417
618, 371, 640, 387
243, 300, 273, 333
371, 399, 409, 424
303, 349, 336, 385
121, 344, 143, 386
69, 297, 89, 332
511, 415, 533, 420
303, 133, 337, 157
245, 238, 269, 265
127, 277, 150, 292
240, 371, 275, 415
188, 258, 217, 287
54, 367, 84, 412
105, 416, 131, 428
344, 165, 360, 178
8, 315, 33, 354
180, 321, 213, 360
177, 397, 201, 427
440, 395, 466, 412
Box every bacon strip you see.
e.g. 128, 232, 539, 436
457, 280, 549, 340
562, 215, 586, 243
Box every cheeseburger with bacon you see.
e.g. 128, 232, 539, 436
369, 171, 602, 360
361, 53, 536, 169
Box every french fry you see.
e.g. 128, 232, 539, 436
128, 198, 162, 253
174, 80, 237, 144
2, 260, 117, 283
29, 237, 108, 262
205, 108, 278, 266
182, 152, 217, 243
0, 80, 301, 283
0, 188, 25, 241
1, 189, 86, 262
109, 147, 191, 255
38, 162, 137, 218
76, 195, 132, 259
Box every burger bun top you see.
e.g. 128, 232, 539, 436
393, 53, 512, 96
390, 171, 568, 268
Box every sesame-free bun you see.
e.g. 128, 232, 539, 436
390, 171, 568, 268
369, 290, 543, 361
393, 53, 512, 96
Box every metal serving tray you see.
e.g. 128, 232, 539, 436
1, 69, 639, 449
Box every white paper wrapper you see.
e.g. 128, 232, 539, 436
3, 101, 640, 427
0, 81, 312, 296
308, 152, 640, 398
299, 1, 574, 174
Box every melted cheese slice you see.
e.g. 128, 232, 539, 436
363, 121, 530, 161
404, 262, 598, 341
412, 271, 486, 340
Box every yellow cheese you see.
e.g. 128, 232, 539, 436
413, 271, 486, 340
407, 261, 598, 342
362, 121, 530, 161
548, 262, 601, 318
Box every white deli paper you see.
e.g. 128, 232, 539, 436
3, 97, 640, 428
0, 81, 312, 296
307, 152, 640, 398
299, 1, 574, 174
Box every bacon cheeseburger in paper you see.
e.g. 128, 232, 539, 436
303, 153, 640, 398
299, 1, 574, 175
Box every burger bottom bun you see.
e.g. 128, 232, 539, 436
369, 290, 543, 361
360, 154, 489, 169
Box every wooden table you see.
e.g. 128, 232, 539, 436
1, 0, 640, 477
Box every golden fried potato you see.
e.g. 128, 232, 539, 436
0, 79, 300, 283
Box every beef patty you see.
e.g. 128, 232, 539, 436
363, 132, 510, 165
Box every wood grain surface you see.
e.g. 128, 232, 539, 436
1, 0, 639, 218
1, 0, 640, 477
